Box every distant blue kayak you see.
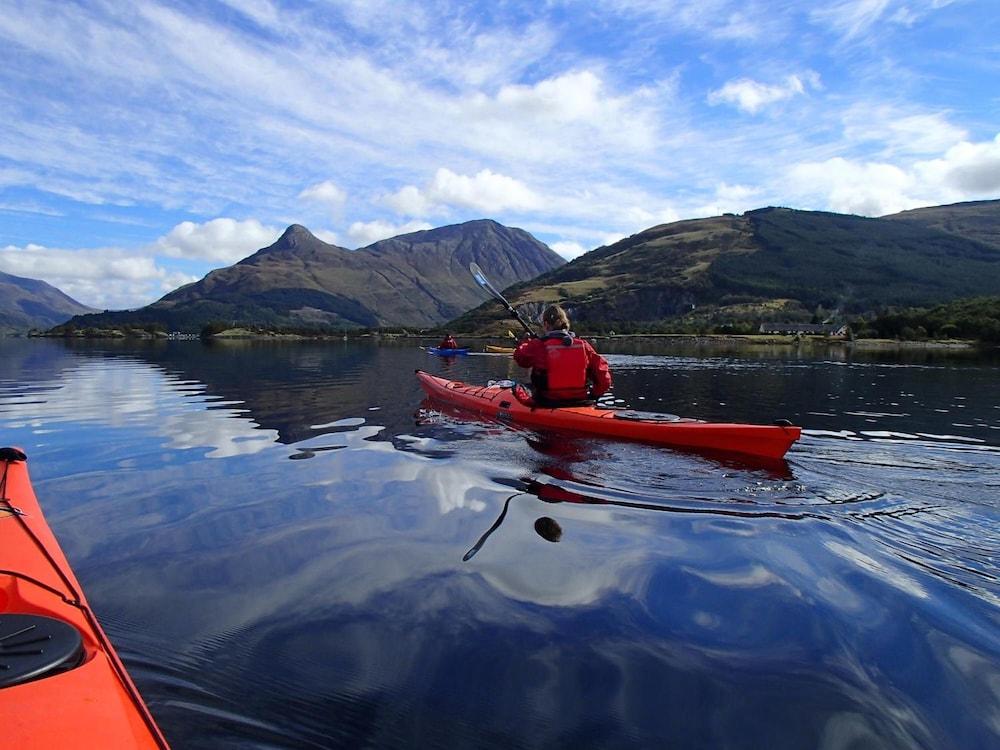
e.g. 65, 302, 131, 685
426, 347, 470, 356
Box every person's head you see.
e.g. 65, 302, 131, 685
541, 305, 570, 332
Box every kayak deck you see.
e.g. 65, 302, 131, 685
415, 370, 800, 460
1, 449, 170, 749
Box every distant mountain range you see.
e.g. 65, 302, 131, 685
7, 199, 999, 336
451, 199, 1000, 334
58, 219, 564, 333
0, 270, 95, 334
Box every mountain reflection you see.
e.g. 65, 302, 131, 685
0, 339, 434, 454
0, 339, 279, 457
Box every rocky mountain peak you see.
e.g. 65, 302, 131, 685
276, 224, 319, 247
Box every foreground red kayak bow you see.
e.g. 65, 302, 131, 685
1, 448, 170, 749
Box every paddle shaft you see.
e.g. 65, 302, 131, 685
469, 262, 536, 337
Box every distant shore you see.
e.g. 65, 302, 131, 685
14, 327, 986, 350
581, 333, 978, 350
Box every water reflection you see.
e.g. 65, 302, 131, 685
0, 338, 998, 749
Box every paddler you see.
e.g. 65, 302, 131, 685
513, 304, 612, 406
437, 333, 460, 349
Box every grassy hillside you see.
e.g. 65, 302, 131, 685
883, 199, 1000, 250
449, 205, 1000, 335
451, 214, 760, 334
711, 207, 998, 309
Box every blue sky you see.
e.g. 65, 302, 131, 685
1, 0, 998, 310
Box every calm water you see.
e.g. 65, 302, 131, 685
1, 338, 998, 749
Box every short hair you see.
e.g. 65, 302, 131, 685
542, 305, 570, 330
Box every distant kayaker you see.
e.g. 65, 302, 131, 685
513, 305, 612, 405
437, 333, 460, 349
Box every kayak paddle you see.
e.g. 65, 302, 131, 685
469, 262, 536, 337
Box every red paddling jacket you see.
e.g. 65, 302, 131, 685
514, 331, 612, 404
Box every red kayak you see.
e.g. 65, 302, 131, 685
416, 370, 800, 460
1, 448, 170, 749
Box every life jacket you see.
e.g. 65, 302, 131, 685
538, 332, 588, 402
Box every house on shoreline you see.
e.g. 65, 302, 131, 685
759, 323, 849, 337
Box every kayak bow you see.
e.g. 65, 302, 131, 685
415, 371, 800, 460
0, 448, 170, 749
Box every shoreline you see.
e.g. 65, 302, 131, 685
12, 328, 986, 350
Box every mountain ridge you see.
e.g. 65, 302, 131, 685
882, 199, 1000, 250
25, 198, 1000, 337
60, 219, 565, 332
0, 270, 96, 334
450, 200, 1000, 334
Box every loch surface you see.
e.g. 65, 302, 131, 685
1, 338, 998, 749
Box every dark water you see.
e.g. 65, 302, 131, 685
1, 338, 998, 749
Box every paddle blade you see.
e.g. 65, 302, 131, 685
470, 262, 490, 290
469, 261, 536, 337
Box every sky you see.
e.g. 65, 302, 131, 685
1, 0, 998, 310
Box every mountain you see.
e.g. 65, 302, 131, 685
0, 270, 96, 334
449, 205, 1000, 334
882, 199, 1000, 250
60, 220, 564, 332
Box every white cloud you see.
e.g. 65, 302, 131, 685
712, 10, 765, 41
313, 229, 341, 245
154, 218, 280, 263
842, 108, 968, 156
386, 168, 542, 217
0, 0, 994, 275
0, 200, 65, 217
691, 183, 761, 217
298, 180, 347, 209
787, 132, 1000, 216
810, 0, 957, 39
347, 219, 433, 246
915, 134, 1000, 194
596, 0, 787, 42
384, 185, 433, 216
428, 168, 541, 212
611, 204, 677, 228
0, 243, 197, 310
448, 69, 670, 162
788, 158, 914, 215
218, 0, 282, 29
0, 3, 676, 238
708, 73, 819, 115
494, 69, 605, 121
550, 241, 587, 260
715, 182, 759, 203
810, 0, 894, 39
